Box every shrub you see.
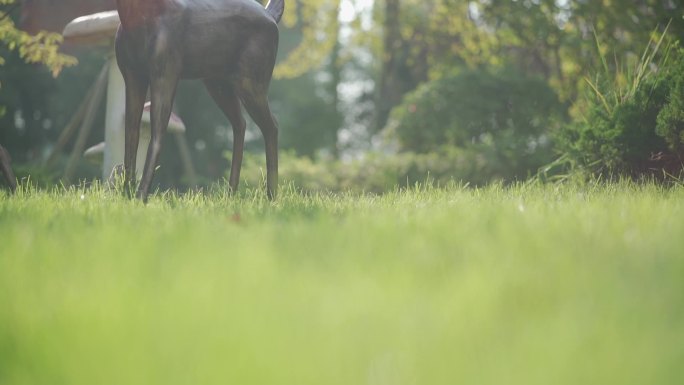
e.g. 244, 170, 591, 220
229, 148, 529, 194
385, 68, 565, 183
11, 163, 59, 189
656, 47, 684, 156
558, 39, 684, 179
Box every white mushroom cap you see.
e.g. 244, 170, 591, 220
82, 106, 186, 164
63, 11, 120, 46
83, 141, 105, 164
142, 102, 187, 133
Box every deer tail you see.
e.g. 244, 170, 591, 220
265, 0, 285, 23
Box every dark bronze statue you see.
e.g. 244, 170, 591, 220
0, 144, 17, 194
115, 0, 284, 201
0, 146, 17, 192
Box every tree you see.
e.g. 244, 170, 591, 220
474, 0, 683, 100
0, 0, 76, 78
271, 0, 343, 158
387, 68, 565, 182
373, 0, 498, 131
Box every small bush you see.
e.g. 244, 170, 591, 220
229, 148, 530, 194
558, 42, 684, 179
384, 68, 566, 183
11, 164, 59, 189
656, 47, 684, 155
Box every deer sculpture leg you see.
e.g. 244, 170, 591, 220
204, 80, 246, 193
121, 71, 148, 195
0, 144, 17, 194
137, 64, 180, 201
233, 40, 280, 199
240, 90, 279, 200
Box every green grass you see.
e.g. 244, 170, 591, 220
1, 182, 683, 385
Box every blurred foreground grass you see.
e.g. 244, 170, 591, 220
1, 182, 683, 385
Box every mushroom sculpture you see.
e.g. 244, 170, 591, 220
84, 102, 186, 165
63, 11, 123, 180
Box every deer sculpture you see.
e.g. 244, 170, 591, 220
0, 144, 17, 194
115, 0, 284, 201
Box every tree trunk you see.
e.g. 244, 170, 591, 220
375, 0, 427, 132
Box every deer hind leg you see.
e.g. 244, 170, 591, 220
0, 144, 16, 193
239, 86, 279, 200
237, 39, 279, 199
136, 64, 180, 202
204, 79, 246, 194
121, 70, 148, 195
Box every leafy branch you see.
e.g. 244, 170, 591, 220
0, 0, 77, 78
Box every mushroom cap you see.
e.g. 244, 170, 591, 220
63, 11, 120, 46
83, 142, 105, 164
142, 102, 187, 133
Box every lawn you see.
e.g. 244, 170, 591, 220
1, 182, 683, 385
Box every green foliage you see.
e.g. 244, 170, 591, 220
385, 69, 565, 183
2, 184, 684, 385
656, 48, 684, 153
269, 0, 341, 79
271, 74, 341, 158
0, 0, 76, 79
475, 0, 682, 101
0, 0, 79, 167
11, 162, 58, 188
231, 147, 551, 194
558, 40, 684, 178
